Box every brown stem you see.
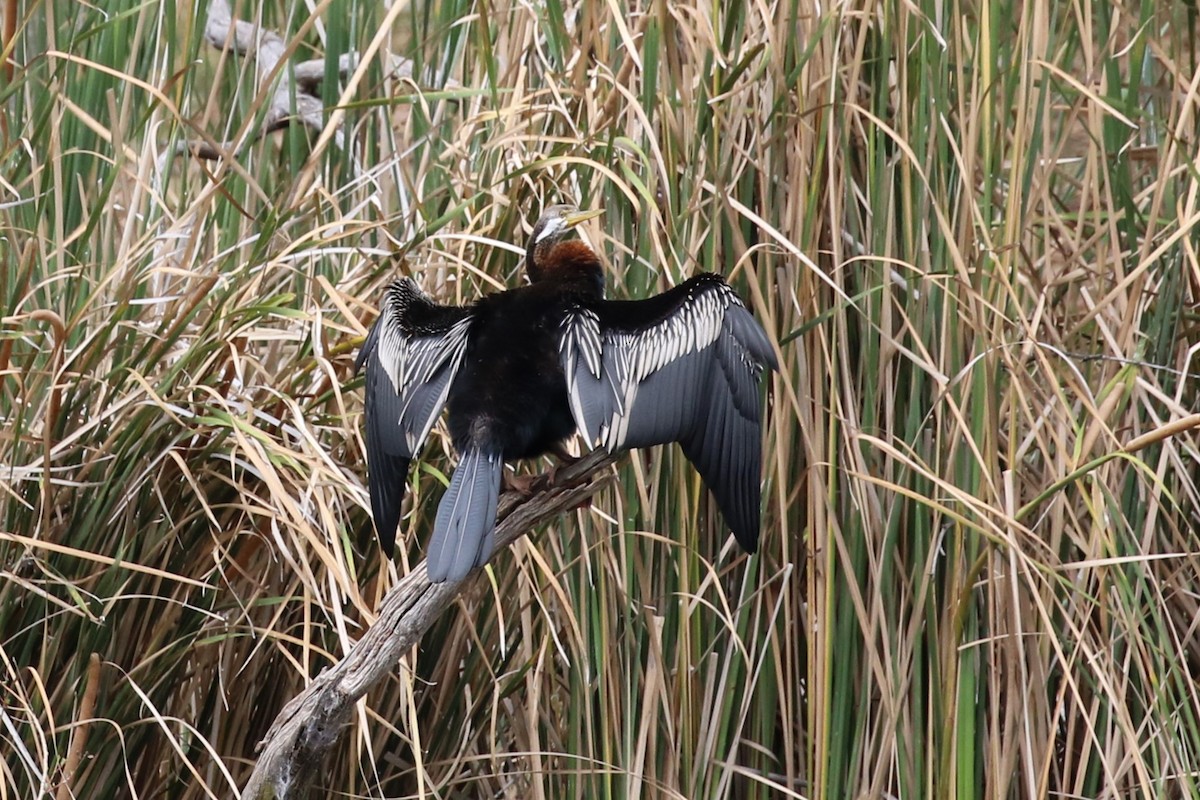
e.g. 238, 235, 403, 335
56, 653, 101, 800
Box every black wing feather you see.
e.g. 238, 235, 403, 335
357, 278, 473, 555
560, 274, 777, 552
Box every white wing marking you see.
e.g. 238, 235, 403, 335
560, 281, 747, 451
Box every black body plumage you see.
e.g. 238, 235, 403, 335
357, 205, 778, 582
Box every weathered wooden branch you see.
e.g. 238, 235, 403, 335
238, 449, 620, 800
174, 1, 418, 163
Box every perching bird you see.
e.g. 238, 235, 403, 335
356, 205, 778, 582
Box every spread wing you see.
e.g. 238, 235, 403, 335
355, 278, 473, 556
559, 273, 778, 552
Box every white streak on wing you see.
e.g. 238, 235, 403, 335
561, 309, 604, 442
601, 285, 739, 450
568, 385, 594, 443
402, 317, 472, 451
375, 282, 473, 452
378, 305, 406, 393
561, 280, 762, 452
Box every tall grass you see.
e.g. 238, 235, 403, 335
2, 0, 1198, 798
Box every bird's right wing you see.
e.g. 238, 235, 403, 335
356, 278, 474, 556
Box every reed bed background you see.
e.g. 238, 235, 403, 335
3, 0, 1199, 797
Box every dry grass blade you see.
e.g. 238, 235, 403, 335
3, 1, 1199, 799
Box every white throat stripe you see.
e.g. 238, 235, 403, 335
535, 219, 565, 243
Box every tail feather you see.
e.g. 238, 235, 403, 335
427, 450, 503, 582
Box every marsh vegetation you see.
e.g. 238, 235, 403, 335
2, 1, 1199, 797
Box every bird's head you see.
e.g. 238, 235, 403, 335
526, 204, 604, 284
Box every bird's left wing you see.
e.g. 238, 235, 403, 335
356, 278, 474, 556
559, 273, 778, 552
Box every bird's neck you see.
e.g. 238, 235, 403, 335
527, 240, 604, 294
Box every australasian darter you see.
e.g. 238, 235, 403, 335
356, 205, 778, 582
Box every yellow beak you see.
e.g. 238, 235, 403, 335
563, 208, 604, 228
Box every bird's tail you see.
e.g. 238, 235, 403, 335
427, 449, 503, 582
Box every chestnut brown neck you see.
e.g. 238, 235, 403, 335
527, 240, 603, 290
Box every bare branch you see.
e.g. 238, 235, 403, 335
164, 0, 463, 196
171, 1, 417, 165
169, 0, 321, 162
238, 449, 620, 800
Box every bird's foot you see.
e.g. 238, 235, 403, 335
504, 472, 548, 497
504, 445, 584, 496
503, 469, 593, 512
544, 454, 595, 510
549, 442, 579, 464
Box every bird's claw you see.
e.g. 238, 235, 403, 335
504, 472, 544, 496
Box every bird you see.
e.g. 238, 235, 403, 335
355, 204, 778, 582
